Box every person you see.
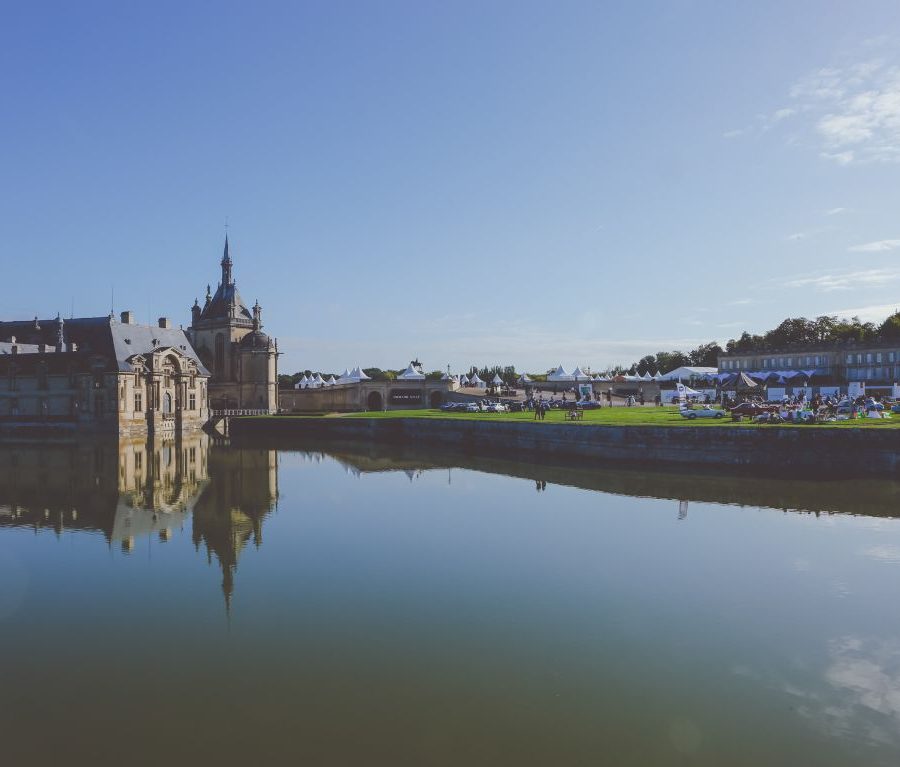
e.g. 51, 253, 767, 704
639, 391, 645, 406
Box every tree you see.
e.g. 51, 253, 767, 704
689, 342, 723, 367
879, 311, 900, 341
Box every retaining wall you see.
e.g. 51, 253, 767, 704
231, 417, 900, 478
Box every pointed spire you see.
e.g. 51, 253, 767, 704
221, 235, 233, 286
252, 299, 262, 331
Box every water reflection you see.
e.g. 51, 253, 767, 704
0, 434, 278, 606
2, 437, 900, 763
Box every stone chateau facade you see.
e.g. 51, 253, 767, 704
0, 237, 278, 434
187, 236, 278, 412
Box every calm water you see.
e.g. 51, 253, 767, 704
2, 436, 900, 765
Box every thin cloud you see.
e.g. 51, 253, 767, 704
738, 48, 900, 164
828, 303, 899, 323
848, 239, 900, 252
783, 267, 900, 292
825, 207, 847, 216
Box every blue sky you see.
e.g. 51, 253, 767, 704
3, 1, 900, 374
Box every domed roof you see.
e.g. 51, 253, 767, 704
240, 330, 272, 350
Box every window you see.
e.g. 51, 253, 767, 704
134, 392, 143, 412
890, 352, 896, 363
762, 359, 768, 368
876, 352, 882, 363
856, 354, 863, 364
135, 452, 142, 470
846, 354, 853, 364
866, 353, 873, 363
189, 393, 196, 411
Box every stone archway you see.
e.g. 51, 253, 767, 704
367, 391, 383, 411
429, 391, 443, 408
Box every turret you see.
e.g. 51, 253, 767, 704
55, 313, 65, 353
252, 299, 262, 331
191, 298, 201, 326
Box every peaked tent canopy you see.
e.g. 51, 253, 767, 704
398, 363, 425, 380
548, 364, 574, 381
572, 366, 590, 380
491, 373, 504, 385
518, 373, 532, 383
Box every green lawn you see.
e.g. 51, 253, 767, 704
302, 406, 900, 428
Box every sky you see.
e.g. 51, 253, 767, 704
2, 1, 900, 375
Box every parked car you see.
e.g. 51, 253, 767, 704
729, 402, 776, 417
486, 402, 507, 413
576, 399, 602, 409
680, 405, 726, 419
464, 403, 480, 413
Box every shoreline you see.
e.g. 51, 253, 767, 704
230, 415, 900, 478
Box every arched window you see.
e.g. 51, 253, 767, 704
215, 334, 225, 378
163, 392, 173, 413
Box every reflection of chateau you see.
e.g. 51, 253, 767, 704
0, 434, 210, 546
191, 446, 279, 607
0, 436, 278, 606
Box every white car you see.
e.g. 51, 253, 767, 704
464, 403, 480, 413
679, 406, 725, 419
486, 403, 507, 413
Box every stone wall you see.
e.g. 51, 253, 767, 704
231, 416, 900, 478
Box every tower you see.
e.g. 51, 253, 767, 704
187, 237, 279, 412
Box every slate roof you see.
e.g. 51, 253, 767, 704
0, 316, 210, 376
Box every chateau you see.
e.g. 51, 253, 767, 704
0, 237, 278, 434
187, 236, 278, 412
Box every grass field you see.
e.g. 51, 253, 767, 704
317, 406, 900, 428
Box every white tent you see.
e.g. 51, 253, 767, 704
572, 366, 590, 380
652, 371, 664, 381
469, 372, 486, 389
440, 371, 454, 381
491, 373, 504, 385
325, 376, 336, 386
517, 373, 532, 384
398, 363, 425, 380
312, 373, 325, 387
640, 371, 653, 381
547, 364, 574, 381
459, 374, 470, 386
352, 366, 371, 380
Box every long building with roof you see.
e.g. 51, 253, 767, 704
0, 311, 210, 434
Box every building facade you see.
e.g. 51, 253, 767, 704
718, 344, 900, 387
188, 237, 279, 412
0, 313, 210, 435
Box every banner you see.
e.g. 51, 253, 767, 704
848, 381, 866, 398
578, 383, 592, 400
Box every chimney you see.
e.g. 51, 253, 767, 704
121, 310, 134, 324
158, 317, 171, 329
10, 336, 17, 355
